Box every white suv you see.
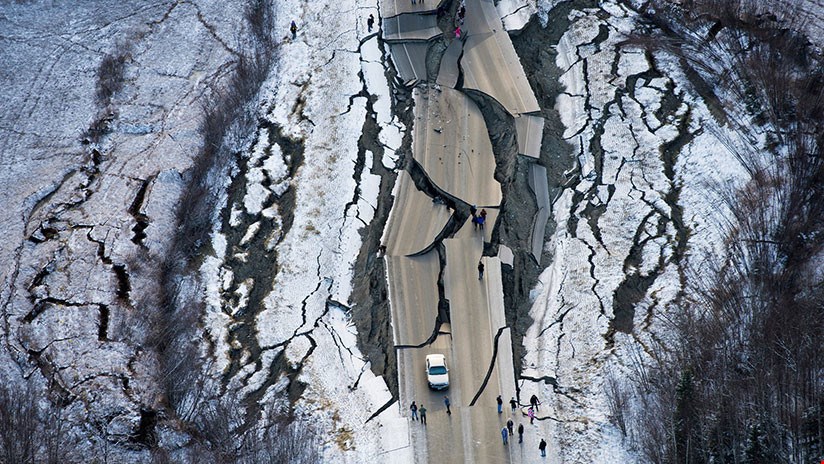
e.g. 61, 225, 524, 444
425, 354, 449, 390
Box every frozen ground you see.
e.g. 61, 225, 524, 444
519, 0, 753, 462
1, 0, 816, 461
0, 0, 403, 460
1, 2, 251, 460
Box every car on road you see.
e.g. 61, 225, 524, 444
425, 354, 449, 390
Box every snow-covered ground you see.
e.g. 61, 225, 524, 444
201, 0, 410, 460
1, 0, 814, 461
520, 0, 753, 461
1, 0, 404, 460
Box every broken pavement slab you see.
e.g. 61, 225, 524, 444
382, 170, 451, 257
528, 163, 550, 263
412, 87, 502, 207
386, 251, 442, 346
435, 38, 463, 88
460, 0, 540, 116
382, 13, 443, 43
380, 0, 442, 20
389, 42, 430, 83
515, 114, 544, 159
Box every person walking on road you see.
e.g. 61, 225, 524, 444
518, 423, 524, 443
501, 426, 509, 445
528, 406, 535, 424
496, 395, 503, 414
539, 438, 547, 457
509, 396, 517, 412
530, 394, 540, 411
444, 396, 451, 415
367, 14, 374, 32
478, 261, 485, 280
420, 404, 427, 425
410, 401, 418, 421
507, 419, 514, 436
290, 20, 298, 39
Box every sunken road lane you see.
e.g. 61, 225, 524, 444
381, 0, 544, 462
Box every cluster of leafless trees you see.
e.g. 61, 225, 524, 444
0, 383, 75, 464
0, 381, 319, 464
607, 0, 823, 462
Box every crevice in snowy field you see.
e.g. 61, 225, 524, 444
22, 298, 89, 323
580, 195, 610, 252
500, 5, 531, 24
349, 28, 409, 398
365, 397, 396, 424
609, 210, 666, 335
582, 238, 605, 316
610, 101, 697, 335
538, 303, 574, 337
659, 105, 696, 289
97, 304, 109, 341
220, 122, 304, 388
23, 169, 77, 241
321, 299, 368, 387
520, 375, 581, 406
26, 260, 55, 294
238, 266, 331, 435
190, 2, 242, 57
128, 177, 152, 247
133, 409, 158, 447
112, 264, 131, 303
520, 374, 558, 388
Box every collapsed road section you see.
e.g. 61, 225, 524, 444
379, 0, 548, 462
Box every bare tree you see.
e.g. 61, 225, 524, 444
617, 1, 824, 461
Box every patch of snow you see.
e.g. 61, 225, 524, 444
497, 0, 538, 31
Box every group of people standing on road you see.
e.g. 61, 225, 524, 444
409, 401, 427, 424
410, 394, 548, 457
409, 396, 451, 425
496, 395, 548, 456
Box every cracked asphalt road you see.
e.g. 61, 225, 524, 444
381, 0, 543, 461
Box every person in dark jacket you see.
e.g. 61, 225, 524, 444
518, 423, 524, 443
290, 20, 298, 39
367, 14, 375, 32
539, 438, 547, 456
